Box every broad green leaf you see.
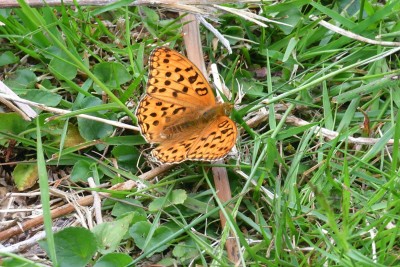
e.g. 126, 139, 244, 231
0, 113, 30, 135
111, 145, 141, 172
172, 239, 199, 263
77, 115, 114, 141
0, 255, 42, 266
39, 227, 97, 267
23, 90, 62, 106
111, 199, 146, 218
4, 69, 37, 88
93, 62, 131, 92
93, 213, 134, 254
129, 221, 173, 255
139, 6, 159, 23
148, 189, 187, 212
72, 96, 114, 141
70, 160, 92, 182
93, 253, 132, 267
49, 57, 78, 81
0, 51, 19, 66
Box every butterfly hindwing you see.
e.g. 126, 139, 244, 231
187, 116, 237, 161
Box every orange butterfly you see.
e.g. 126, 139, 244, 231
136, 47, 237, 164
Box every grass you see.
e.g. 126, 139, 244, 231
1, 0, 400, 266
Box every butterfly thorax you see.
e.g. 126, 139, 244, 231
160, 102, 232, 139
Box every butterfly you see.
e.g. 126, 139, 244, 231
136, 47, 237, 164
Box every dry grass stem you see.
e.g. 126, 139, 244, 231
0, 81, 37, 120
310, 15, 400, 47
0, 92, 139, 131
247, 105, 397, 146
87, 177, 103, 224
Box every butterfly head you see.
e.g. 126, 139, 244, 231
221, 102, 234, 115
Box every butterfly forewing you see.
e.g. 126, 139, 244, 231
147, 47, 216, 108
136, 95, 195, 143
